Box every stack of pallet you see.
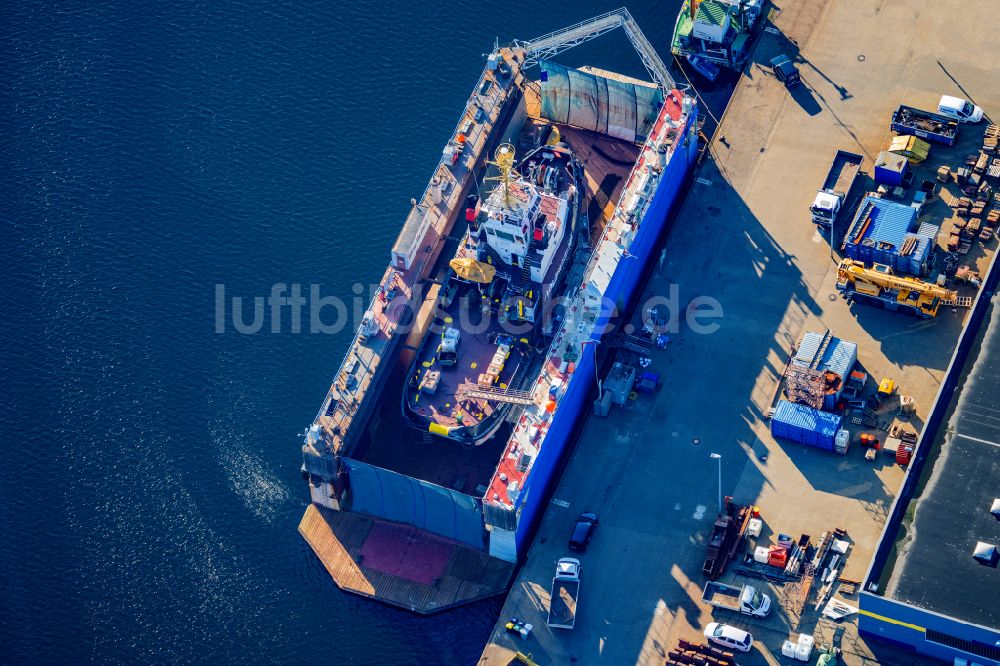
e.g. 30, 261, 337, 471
978, 183, 994, 206
950, 216, 967, 251
964, 217, 982, 239
974, 152, 990, 174
477, 342, 510, 387
984, 123, 999, 154
668, 639, 737, 666
895, 428, 917, 465
899, 235, 918, 256
953, 196, 972, 217
987, 209, 1000, 228
988, 157, 1000, 180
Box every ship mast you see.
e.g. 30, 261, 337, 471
486, 143, 520, 208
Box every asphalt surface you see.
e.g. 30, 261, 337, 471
480, 0, 1000, 664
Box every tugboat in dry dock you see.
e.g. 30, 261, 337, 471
402, 142, 581, 445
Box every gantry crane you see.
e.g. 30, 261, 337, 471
836, 259, 958, 318
514, 8, 676, 91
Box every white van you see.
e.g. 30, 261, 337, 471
937, 95, 984, 123
704, 622, 754, 652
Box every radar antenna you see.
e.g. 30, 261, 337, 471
485, 143, 520, 208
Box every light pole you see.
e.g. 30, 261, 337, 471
710, 453, 722, 512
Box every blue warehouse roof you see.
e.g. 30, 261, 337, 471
847, 196, 917, 248
871, 203, 917, 247
844, 197, 930, 274
793, 331, 858, 379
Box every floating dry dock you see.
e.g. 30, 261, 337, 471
299, 9, 698, 613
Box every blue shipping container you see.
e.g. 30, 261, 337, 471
771, 400, 842, 451
909, 234, 931, 276
844, 197, 922, 271
874, 151, 908, 186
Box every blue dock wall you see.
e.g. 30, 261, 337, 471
512, 345, 596, 554
512, 108, 698, 554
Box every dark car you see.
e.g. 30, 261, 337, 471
770, 54, 801, 88
568, 513, 599, 552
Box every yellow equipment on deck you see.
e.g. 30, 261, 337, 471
836, 259, 957, 318
449, 257, 496, 283
545, 125, 562, 146
878, 377, 896, 395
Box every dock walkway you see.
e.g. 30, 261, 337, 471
299, 505, 514, 614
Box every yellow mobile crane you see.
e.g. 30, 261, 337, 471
836, 259, 957, 318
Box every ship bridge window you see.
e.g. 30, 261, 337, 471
494, 229, 515, 243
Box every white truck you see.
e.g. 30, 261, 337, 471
547, 558, 581, 629
810, 150, 863, 228
701, 581, 772, 618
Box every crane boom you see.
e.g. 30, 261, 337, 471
836, 259, 958, 318
839, 260, 956, 299
516, 8, 676, 91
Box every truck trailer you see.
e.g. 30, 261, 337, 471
890, 104, 959, 146
701, 582, 772, 617
703, 499, 753, 579
547, 558, 581, 629
810, 150, 864, 227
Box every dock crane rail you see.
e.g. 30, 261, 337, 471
514, 8, 677, 91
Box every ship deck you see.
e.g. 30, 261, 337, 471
523, 81, 641, 242
406, 297, 526, 431
362, 112, 640, 480
299, 505, 514, 614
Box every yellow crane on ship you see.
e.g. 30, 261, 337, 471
486, 143, 520, 208
836, 258, 957, 319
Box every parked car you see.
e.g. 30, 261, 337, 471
770, 54, 801, 88
704, 623, 754, 652
568, 513, 599, 552
937, 94, 984, 123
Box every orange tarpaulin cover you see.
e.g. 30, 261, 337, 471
449, 258, 496, 283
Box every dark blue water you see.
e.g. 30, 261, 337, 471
1, 2, 725, 663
